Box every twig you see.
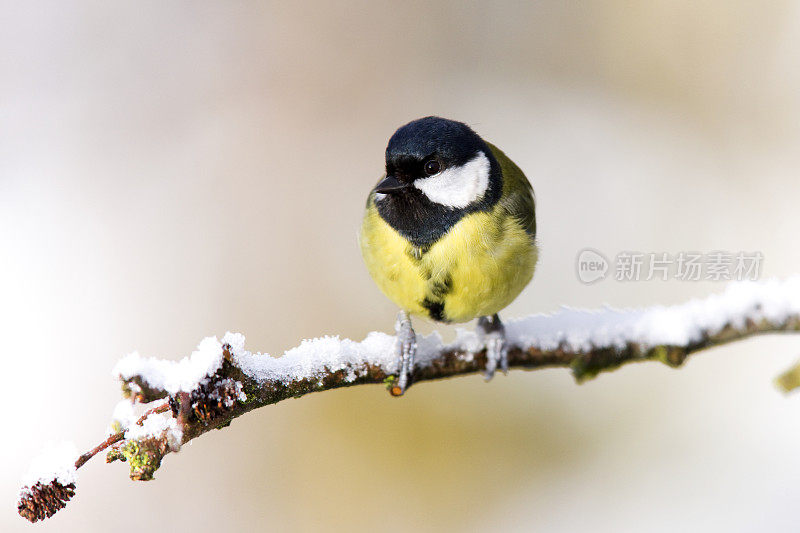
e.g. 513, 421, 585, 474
17, 402, 171, 522
74, 402, 170, 470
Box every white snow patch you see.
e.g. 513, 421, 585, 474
506, 277, 800, 352
20, 442, 78, 493
229, 331, 398, 383
107, 399, 170, 435
113, 335, 225, 394
107, 400, 136, 434
125, 412, 181, 443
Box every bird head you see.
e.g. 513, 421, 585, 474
375, 116, 498, 209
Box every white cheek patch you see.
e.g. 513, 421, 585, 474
413, 151, 491, 208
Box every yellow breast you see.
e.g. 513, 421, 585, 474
359, 200, 537, 323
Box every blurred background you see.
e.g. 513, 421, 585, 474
2, 2, 800, 532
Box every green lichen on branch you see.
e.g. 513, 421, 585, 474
107, 437, 170, 481
776, 360, 800, 392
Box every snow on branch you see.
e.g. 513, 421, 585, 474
17, 277, 800, 522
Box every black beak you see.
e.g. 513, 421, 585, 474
374, 175, 411, 194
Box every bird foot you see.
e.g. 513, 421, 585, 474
477, 314, 508, 380
391, 311, 416, 396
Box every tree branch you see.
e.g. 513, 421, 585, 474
17, 277, 800, 522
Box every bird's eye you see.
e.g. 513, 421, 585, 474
423, 160, 441, 176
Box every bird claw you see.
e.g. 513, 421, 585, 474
478, 314, 508, 381
392, 311, 416, 396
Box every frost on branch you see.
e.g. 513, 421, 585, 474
17, 277, 800, 522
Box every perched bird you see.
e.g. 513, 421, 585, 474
360, 116, 538, 395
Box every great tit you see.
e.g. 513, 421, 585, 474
360, 116, 538, 395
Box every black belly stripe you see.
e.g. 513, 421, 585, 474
430, 274, 452, 298
421, 273, 453, 322
421, 298, 446, 322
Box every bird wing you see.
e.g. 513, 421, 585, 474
486, 142, 536, 239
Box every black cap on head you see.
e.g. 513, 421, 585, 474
385, 116, 488, 176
